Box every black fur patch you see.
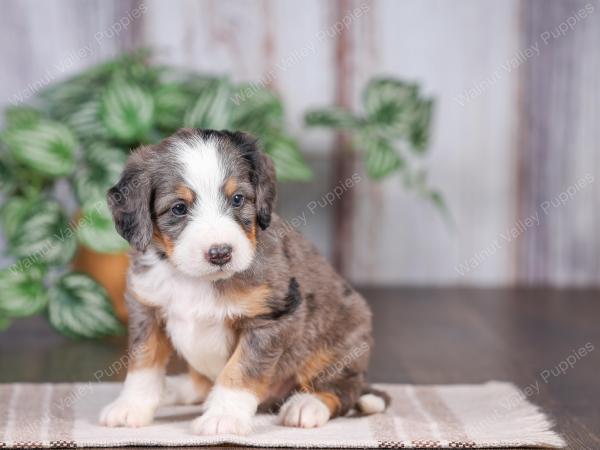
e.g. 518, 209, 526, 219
261, 277, 302, 320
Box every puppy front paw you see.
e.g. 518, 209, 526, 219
191, 413, 252, 435
99, 397, 157, 428
279, 393, 331, 428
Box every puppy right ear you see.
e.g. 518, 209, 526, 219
107, 152, 153, 252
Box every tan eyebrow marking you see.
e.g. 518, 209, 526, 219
223, 177, 238, 198
176, 184, 195, 204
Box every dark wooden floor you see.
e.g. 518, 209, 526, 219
1, 288, 599, 449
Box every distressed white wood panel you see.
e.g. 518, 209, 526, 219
0, 0, 143, 114
348, 0, 521, 285
518, 0, 600, 287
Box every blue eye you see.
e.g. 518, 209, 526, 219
231, 194, 244, 208
171, 203, 187, 216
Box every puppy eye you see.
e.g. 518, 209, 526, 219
231, 194, 244, 208
171, 203, 188, 216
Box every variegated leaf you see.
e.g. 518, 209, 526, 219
2, 120, 78, 177
101, 81, 154, 143
0, 154, 15, 194
154, 83, 194, 130
304, 108, 358, 129
363, 78, 426, 139
8, 200, 77, 266
73, 144, 127, 204
66, 99, 110, 142
0, 264, 48, 318
231, 85, 284, 135
48, 273, 124, 339
262, 133, 312, 181
184, 78, 232, 129
0, 196, 39, 243
77, 200, 128, 254
4, 106, 41, 128
361, 135, 404, 180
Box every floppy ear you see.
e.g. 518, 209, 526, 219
107, 152, 153, 251
254, 150, 277, 229
233, 132, 277, 230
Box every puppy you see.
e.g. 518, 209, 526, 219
100, 129, 388, 435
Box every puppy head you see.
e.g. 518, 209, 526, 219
107, 129, 276, 280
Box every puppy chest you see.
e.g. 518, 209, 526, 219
166, 315, 234, 381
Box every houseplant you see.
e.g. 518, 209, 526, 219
305, 78, 440, 200
0, 51, 312, 339
305, 78, 443, 273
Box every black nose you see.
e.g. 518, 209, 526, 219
207, 244, 232, 266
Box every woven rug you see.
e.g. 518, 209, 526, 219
0, 381, 564, 448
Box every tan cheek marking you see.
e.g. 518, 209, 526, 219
224, 177, 238, 198
176, 184, 195, 204
245, 222, 257, 248
130, 323, 172, 370
153, 227, 175, 256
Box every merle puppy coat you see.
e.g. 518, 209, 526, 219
100, 129, 387, 435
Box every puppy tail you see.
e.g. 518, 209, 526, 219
356, 385, 391, 414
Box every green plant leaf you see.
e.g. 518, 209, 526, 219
231, 85, 284, 134
77, 200, 128, 253
0, 264, 48, 318
4, 106, 42, 128
408, 98, 433, 152
2, 120, 78, 177
101, 81, 154, 143
154, 83, 194, 130
73, 144, 127, 204
48, 272, 124, 339
262, 133, 312, 181
361, 135, 404, 180
7, 200, 77, 265
0, 196, 40, 242
0, 154, 16, 194
66, 99, 111, 142
0, 314, 11, 331
304, 108, 358, 129
363, 78, 429, 140
184, 78, 232, 129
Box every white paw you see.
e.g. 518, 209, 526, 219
279, 393, 331, 428
191, 413, 252, 435
99, 397, 157, 428
162, 374, 209, 406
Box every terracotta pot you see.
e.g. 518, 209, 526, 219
72, 245, 129, 322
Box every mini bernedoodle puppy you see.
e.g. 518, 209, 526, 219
100, 129, 388, 435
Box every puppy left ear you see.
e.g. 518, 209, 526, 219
255, 150, 277, 229
233, 132, 277, 230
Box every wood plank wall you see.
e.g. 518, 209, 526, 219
0, 0, 598, 287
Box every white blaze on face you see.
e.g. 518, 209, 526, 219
171, 138, 254, 278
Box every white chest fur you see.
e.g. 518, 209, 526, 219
129, 253, 243, 381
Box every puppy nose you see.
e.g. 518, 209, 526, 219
207, 244, 232, 266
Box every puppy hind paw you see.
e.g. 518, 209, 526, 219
162, 374, 208, 406
191, 414, 252, 435
278, 393, 331, 428
99, 397, 157, 428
